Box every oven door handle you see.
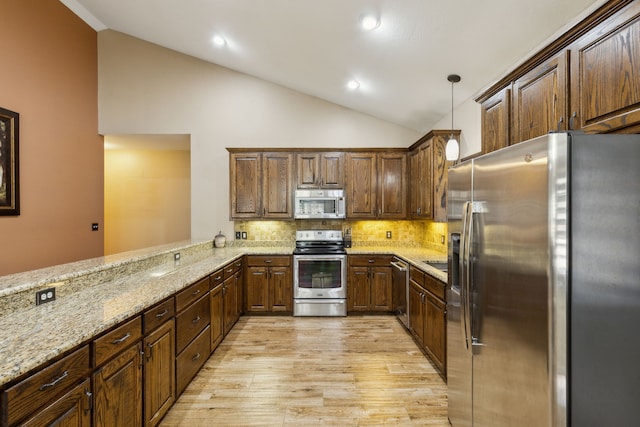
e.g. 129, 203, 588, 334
294, 299, 346, 304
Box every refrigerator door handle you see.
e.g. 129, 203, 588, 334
461, 201, 473, 351
468, 201, 488, 351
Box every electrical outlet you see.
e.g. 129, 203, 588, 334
235, 231, 241, 239
241, 231, 247, 240
174, 252, 181, 265
36, 288, 56, 305
386, 231, 392, 239
92, 223, 99, 231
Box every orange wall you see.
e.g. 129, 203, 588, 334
0, 1, 103, 276
104, 148, 191, 255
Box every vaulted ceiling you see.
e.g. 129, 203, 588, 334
62, 0, 606, 132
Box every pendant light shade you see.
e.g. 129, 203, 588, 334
446, 135, 459, 161
446, 74, 461, 161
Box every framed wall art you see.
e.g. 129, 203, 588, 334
0, 107, 19, 215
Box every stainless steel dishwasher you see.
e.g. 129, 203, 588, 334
391, 257, 409, 329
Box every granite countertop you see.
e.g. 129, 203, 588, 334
0, 240, 445, 387
347, 246, 448, 282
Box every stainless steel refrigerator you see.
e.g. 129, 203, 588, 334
447, 132, 640, 427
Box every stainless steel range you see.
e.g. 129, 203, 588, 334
292, 230, 347, 316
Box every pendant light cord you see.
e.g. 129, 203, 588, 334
447, 74, 461, 141
451, 79, 454, 140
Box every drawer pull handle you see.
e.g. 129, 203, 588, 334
192, 352, 201, 362
214, 276, 222, 281
112, 332, 131, 344
264, 260, 272, 263
368, 259, 375, 263
192, 289, 201, 296
192, 316, 201, 324
155, 309, 168, 318
39, 370, 68, 391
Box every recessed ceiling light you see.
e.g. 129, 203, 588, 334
360, 15, 380, 31
212, 35, 226, 47
347, 80, 360, 90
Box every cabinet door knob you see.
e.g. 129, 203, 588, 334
84, 389, 93, 413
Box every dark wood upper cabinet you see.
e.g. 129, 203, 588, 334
478, 0, 640, 152
481, 86, 511, 154
378, 153, 407, 219
296, 152, 344, 189
408, 130, 455, 222
262, 153, 294, 219
229, 153, 261, 219
229, 151, 293, 219
512, 50, 569, 144
345, 151, 407, 219
345, 152, 378, 219
569, 1, 640, 133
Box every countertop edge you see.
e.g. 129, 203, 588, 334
0, 242, 445, 387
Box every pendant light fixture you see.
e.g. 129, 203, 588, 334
446, 74, 461, 161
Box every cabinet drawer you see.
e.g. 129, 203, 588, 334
245, 255, 290, 267
223, 258, 243, 279
222, 262, 236, 279
410, 265, 425, 286
143, 297, 175, 334
93, 316, 142, 367
2, 345, 90, 426
176, 276, 210, 312
176, 325, 211, 395
425, 274, 446, 301
349, 255, 393, 267
176, 294, 210, 354
210, 268, 224, 289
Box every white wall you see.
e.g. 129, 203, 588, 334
432, 97, 482, 159
98, 30, 422, 241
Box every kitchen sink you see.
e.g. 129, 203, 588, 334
422, 261, 448, 272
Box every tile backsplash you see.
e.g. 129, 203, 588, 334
234, 220, 447, 253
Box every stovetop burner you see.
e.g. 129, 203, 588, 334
293, 230, 346, 255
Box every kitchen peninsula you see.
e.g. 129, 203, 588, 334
0, 239, 445, 426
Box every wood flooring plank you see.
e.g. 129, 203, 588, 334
160, 315, 448, 427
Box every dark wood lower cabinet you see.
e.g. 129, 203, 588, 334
244, 256, 292, 313
20, 379, 92, 427
409, 281, 425, 344
223, 275, 238, 334
409, 266, 447, 377
176, 326, 211, 395
347, 255, 393, 312
424, 293, 446, 373
210, 282, 224, 351
143, 319, 175, 427
93, 342, 143, 427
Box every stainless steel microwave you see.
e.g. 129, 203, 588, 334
294, 189, 346, 219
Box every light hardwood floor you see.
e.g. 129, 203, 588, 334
160, 315, 449, 426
